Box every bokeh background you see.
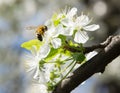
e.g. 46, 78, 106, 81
0, 0, 120, 93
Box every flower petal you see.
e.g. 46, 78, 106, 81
33, 65, 40, 80
54, 24, 64, 37
38, 44, 50, 58
61, 18, 74, 27
38, 72, 47, 84
83, 24, 100, 31
76, 15, 90, 26
61, 27, 74, 36
51, 38, 61, 48
30, 45, 37, 57
46, 26, 55, 37
30, 84, 48, 93
67, 7, 77, 18
74, 30, 89, 43
61, 18, 69, 26
44, 19, 53, 28
25, 60, 37, 73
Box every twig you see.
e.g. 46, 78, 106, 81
53, 35, 120, 93
64, 36, 113, 54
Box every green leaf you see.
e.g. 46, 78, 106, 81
21, 39, 43, 51
58, 34, 66, 44
45, 48, 60, 61
72, 52, 86, 64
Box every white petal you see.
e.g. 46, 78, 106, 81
46, 26, 55, 37
38, 44, 50, 58
61, 27, 74, 36
61, 18, 70, 26
51, 38, 61, 48
67, 7, 77, 18
44, 63, 55, 81
26, 61, 37, 73
30, 84, 48, 93
76, 15, 90, 26
57, 13, 63, 19
33, 65, 40, 80
61, 18, 74, 27
33, 69, 47, 84
54, 24, 63, 37
38, 71, 46, 84
74, 30, 89, 43
83, 24, 100, 31
44, 19, 53, 28
30, 46, 37, 56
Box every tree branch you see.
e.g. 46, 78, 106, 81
53, 35, 120, 93
64, 36, 113, 54
84, 36, 113, 53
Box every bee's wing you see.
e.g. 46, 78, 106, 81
25, 26, 38, 30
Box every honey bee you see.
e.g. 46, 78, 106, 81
26, 25, 48, 41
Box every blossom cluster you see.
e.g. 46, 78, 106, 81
21, 7, 99, 93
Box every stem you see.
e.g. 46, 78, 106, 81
63, 57, 73, 61
56, 61, 77, 85
59, 60, 74, 75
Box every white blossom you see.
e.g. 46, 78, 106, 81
48, 7, 77, 36
43, 24, 62, 49
60, 7, 77, 36
60, 7, 77, 27
26, 83, 48, 93
24, 45, 50, 83
74, 14, 100, 43
23, 7, 100, 93
50, 7, 99, 44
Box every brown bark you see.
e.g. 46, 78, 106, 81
53, 35, 120, 93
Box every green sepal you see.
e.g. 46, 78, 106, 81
52, 13, 60, 26
47, 81, 55, 91
58, 34, 66, 44
66, 40, 85, 53
72, 52, 86, 64
50, 70, 60, 81
52, 13, 65, 26
39, 60, 46, 69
